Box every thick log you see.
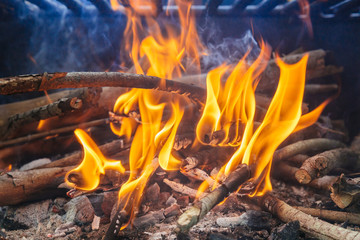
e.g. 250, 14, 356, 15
262, 194, 360, 240
330, 174, 360, 209
295, 149, 360, 184
175, 164, 251, 233
0, 72, 206, 101
0, 166, 73, 206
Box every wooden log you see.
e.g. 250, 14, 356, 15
273, 138, 346, 164
0, 118, 110, 149
294, 206, 360, 225
175, 164, 251, 233
261, 194, 360, 240
163, 179, 199, 198
295, 149, 360, 184
0, 72, 206, 101
0, 166, 74, 206
0, 97, 83, 140
330, 174, 360, 209
305, 84, 339, 94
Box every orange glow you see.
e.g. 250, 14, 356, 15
65, 129, 125, 191
298, 0, 313, 38
37, 91, 53, 131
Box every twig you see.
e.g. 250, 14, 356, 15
273, 138, 346, 164
175, 164, 251, 233
0, 118, 109, 149
163, 179, 200, 198
0, 72, 206, 101
294, 206, 360, 225
0, 97, 83, 140
295, 148, 360, 184
261, 194, 360, 240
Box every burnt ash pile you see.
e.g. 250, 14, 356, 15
1, 1, 360, 240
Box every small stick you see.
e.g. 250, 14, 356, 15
163, 179, 199, 198
0, 118, 109, 149
273, 138, 346, 164
295, 148, 360, 184
305, 84, 339, 94
0, 72, 206, 101
294, 206, 360, 225
261, 194, 360, 240
175, 164, 250, 233
0, 97, 83, 140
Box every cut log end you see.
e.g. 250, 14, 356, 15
295, 169, 312, 184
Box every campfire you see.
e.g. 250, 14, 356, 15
1, 0, 360, 239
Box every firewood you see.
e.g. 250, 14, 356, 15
273, 138, 346, 164
295, 149, 360, 184
0, 118, 110, 149
180, 168, 215, 186
0, 72, 206, 101
293, 206, 360, 225
305, 84, 339, 94
175, 164, 251, 233
330, 174, 360, 209
0, 97, 83, 140
261, 194, 360, 240
163, 179, 199, 198
309, 175, 338, 190
0, 166, 74, 206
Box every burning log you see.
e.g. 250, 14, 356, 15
0, 72, 206, 101
295, 148, 360, 184
0, 166, 73, 206
330, 174, 360, 209
293, 206, 360, 225
0, 97, 83, 140
175, 164, 251, 233
262, 194, 360, 240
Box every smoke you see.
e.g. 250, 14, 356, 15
0, 0, 126, 77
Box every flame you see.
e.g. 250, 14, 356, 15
65, 129, 125, 191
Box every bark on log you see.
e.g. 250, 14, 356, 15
0, 72, 206, 101
273, 138, 346, 164
0, 118, 110, 149
295, 148, 360, 184
330, 174, 360, 209
262, 194, 360, 240
294, 206, 360, 225
0, 97, 83, 140
175, 164, 251, 233
0, 166, 74, 206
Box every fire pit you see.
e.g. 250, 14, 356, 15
1, 0, 360, 239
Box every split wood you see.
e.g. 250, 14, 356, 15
295, 148, 360, 184
330, 174, 360, 209
175, 164, 251, 233
262, 194, 360, 240
0, 97, 83, 140
0, 118, 110, 149
293, 206, 360, 225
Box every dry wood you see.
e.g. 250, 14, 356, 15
305, 84, 339, 94
0, 166, 74, 206
175, 164, 250, 233
309, 176, 338, 190
0, 72, 206, 101
0, 118, 109, 149
330, 174, 360, 209
273, 138, 346, 164
0, 97, 83, 140
295, 148, 360, 184
262, 194, 360, 240
180, 168, 215, 186
163, 179, 199, 198
294, 206, 360, 225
